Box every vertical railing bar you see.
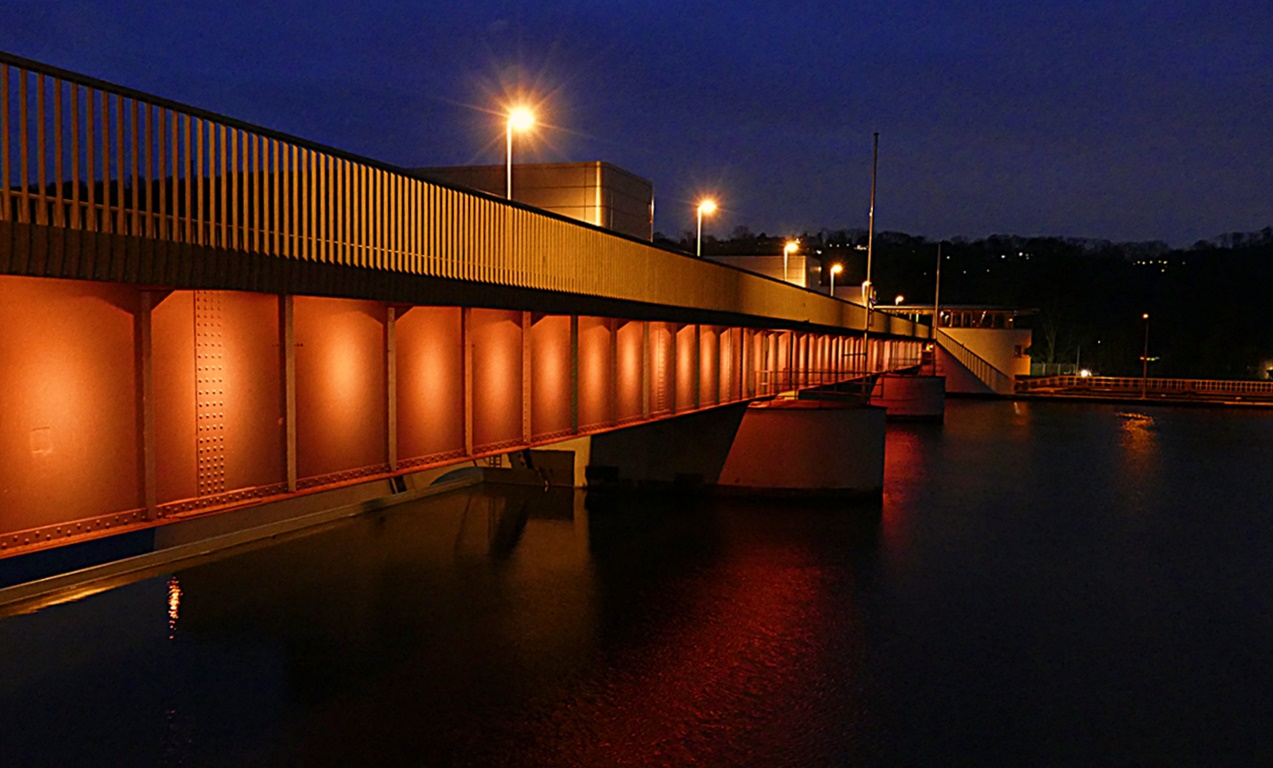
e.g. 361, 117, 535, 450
334, 157, 342, 263
184, 115, 193, 243
324, 153, 332, 262
156, 107, 166, 239
253, 132, 261, 253
290, 143, 300, 258
356, 163, 365, 267
398, 174, 405, 271
393, 173, 401, 271
53, 77, 65, 228
297, 147, 305, 259
379, 168, 387, 269
333, 156, 341, 263
18, 68, 29, 224
207, 120, 216, 246
288, 143, 298, 258
299, 147, 308, 260
318, 151, 327, 261
314, 150, 322, 261
85, 88, 96, 232
351, 162, 359, 266
381, 168, 389, 269
37, 72, 48, 226
218, 123, 227, 248
240, 128, 249, 251
369, 166, 376, 268
373, 164, 380, 268
194, 117, 204, 246
100, 86, 112, 234
305, 148, 314, 260
172, 110, 181, 242
367, 163, 374, 268
229, 126, 238, 250
242, 130, 250, 252
279, 140, 288, 256
69, 83, 79, 229
407, 175, 414, 270
130, 98, 139, 236
0, 64, 9, 223
143, 102, 153, 237
362, 162, 370, 268
271, 139, 280, 256
407, 177, 415, 272
114, 93, 125, 235
385, 170, 392, 269
374, 168, 384, 270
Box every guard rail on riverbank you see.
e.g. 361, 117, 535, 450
1017, 375, 1273, 400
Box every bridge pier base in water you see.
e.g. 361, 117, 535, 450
869, 374, 946, 421
539, 399, 886, 498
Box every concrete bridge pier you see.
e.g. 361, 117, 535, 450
529, 399, 886, 498
869, 374, 946, 421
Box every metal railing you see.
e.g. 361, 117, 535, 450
0, 51, 930, 339
1018, 375, 1273, 398
935, 329, 1015, 395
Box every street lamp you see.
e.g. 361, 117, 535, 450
895, 294, 905, 305
696, 198, 717, 257
1141, 312, 1150, 398
829, 263, 843, 296
783, 240, 797, 283
506, 107, 535, 200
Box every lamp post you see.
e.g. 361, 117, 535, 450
783, 240, 797, 283
1141, 313, 1150, 398
696, 199, 717, 257
932, 241, 943, 340
506, 107, 535, 200
861, 132, 879, 374
830, 263, 843, 296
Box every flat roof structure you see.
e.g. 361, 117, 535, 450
413, 161, 654, 241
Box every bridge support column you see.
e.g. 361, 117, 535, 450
539, 398, 885, 498
869, 374, 946, 422
715, 400, 885, 497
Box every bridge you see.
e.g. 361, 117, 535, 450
0, 52, 942, 564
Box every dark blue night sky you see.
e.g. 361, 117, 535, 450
3, 0, 1269, 245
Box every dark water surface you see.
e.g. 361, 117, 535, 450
3, 400, 1273, 766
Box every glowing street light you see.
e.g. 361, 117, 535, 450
696, 198, 717, 257
895, 294, 905, 305
1141, 312, 1150, 398
829, 263, 843, 296
506, 107, 535, 200
783, 240, 798, 283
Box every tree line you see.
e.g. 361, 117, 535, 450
656, 226, 1273, 379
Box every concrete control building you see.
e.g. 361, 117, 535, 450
413, 161, 655, 242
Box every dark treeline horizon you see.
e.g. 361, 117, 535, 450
658, 225, 1273, 380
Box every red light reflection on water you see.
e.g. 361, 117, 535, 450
516, 537, 842, 765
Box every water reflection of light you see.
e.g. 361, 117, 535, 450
167, 576, 182, 639
1118, 411, 1156, 449
1117, 411, 1160, 488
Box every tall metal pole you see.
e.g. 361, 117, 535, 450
1141, 313, 1150, 398
866, 131, 878, 297
696, 207, 703, 257
862, 132, 879, 373
506, 122, 513, 200
932, 241, 942, 341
